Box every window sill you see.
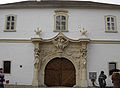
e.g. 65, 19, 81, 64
54, 30, 68, 32
4, 30, 16, 32
105, 30, 118, 33
3, 73, 11, 75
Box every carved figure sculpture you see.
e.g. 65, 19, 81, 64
34, 28, 42, 38
34, 48, 40, 69
81, 58, 86, 69
80, 28, 87, 38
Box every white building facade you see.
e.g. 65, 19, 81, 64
0, 0, 120, 87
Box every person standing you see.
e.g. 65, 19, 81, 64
98, 71, 107, 88
0, 68, 5, 88
112, 72, 120, 88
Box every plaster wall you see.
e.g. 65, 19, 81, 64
0, 43, 34, 85
0, 42, 120, 86
87, 44, 120, 86
0, 8, 120, 87
0, 8, 120, 40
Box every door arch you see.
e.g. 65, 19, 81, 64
44, 57, 76, 87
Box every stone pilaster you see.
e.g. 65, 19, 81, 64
32, 42, 40, 86
80, 42, 88, 87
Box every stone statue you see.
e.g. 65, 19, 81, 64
34, 57, 40, 69
34, 48, 40, 69
81, 59, 86, 69
80, 28, 87, 38
34, 28, 42, 38
98, 71, 107, 88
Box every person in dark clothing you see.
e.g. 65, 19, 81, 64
98, 71, 107, 88
0, 68, 5, 88
112, 71, 120, 88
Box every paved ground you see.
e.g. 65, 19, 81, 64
4, 85, 97, 88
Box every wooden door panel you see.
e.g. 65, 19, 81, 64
45, 70, 60, 86
61, 59, 75, 70
46, 59, 61, 70
44, 58, 76, 87
62, 70, 76, 87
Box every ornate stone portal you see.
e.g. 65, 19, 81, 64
31, 29, 90, 87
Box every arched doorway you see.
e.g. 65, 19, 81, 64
44, 57, 76, 87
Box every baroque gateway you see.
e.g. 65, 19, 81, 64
32, 29, 90, 87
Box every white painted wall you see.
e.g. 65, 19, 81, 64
87, 44, 120, 86
0, 42, 120, 86
0, 43, 34, 85
0, 8, 120, 86
0, 8, 120, 40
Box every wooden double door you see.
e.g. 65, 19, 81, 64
44, 58, 76, 87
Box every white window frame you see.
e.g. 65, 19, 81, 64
105, 15, 117, 33
54, 10, 68, 32
4, 14, 17, 32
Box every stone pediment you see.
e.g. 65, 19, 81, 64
31, 31, 90, 43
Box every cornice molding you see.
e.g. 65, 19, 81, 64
0, 39, 31, 43
90, 40, 120, 44
0, 39, 120, 44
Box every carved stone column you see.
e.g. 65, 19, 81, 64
75, 59, 81, 87
80, 42, 88, 87
32, 42, 40, 86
